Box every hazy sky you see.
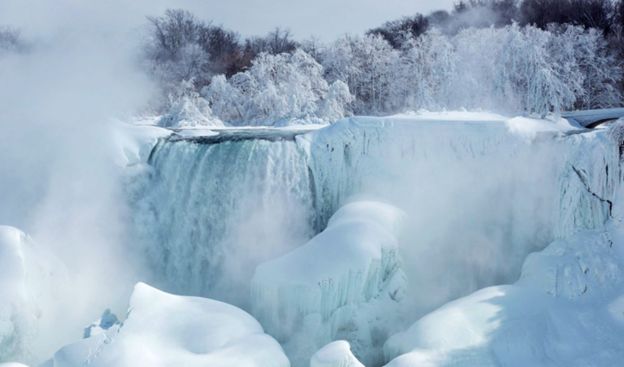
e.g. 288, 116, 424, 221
178, 0, 456, 39
1, 0, 456, 40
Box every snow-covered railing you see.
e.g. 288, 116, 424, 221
562, 107, 624, 128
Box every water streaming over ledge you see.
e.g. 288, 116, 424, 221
128, 117, 619, 328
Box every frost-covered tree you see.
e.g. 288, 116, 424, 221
203, 49, 352, 124
320, 34, 398, 114
550, 25, 622, 109
389, 30, 456, 111
159, 80, 222, 127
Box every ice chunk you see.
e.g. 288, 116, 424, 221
310, 341, 364, 367
46, 282, 289, 367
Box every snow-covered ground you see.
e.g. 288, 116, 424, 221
383, 220, 624, 367
41, 283, 289, 367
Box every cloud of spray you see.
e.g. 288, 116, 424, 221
0, 0, 158, 362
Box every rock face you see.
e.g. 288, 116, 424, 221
310, 341, 365, 367
251, 201, 406, 366
45, 283, 290, 367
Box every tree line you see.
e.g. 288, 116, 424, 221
4, 1, 623, 125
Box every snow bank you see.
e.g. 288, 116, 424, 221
45, 282, 289, 367
310, 341, 364, 367
0, 226, 65, 364
251, 201, 406, 366
383, 223, 624, 367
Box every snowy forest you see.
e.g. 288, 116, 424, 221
143, 0, 624, 125
4, 0, 622, 125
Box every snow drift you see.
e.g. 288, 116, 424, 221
43, 283, 289, 367
383, 222, 624, 367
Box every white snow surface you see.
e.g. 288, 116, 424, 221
44, 282, 289, 367
384, 216, 624, 366
310, 341, 364, 367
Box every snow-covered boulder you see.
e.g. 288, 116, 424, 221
45, 282, 289, 367
383, 224, 624, 367
0, 226, 64, 364
310, 341, 364, 367
251, 200, 406, 366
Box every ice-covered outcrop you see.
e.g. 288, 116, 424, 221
44, 282, 289, 367
251, 201, 406, 366
0, 226, 66, 364
383, 222, 624, 367
310, 341, 365, 367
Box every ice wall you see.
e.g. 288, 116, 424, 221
251, 201, 406, 366
304, 115, 618, 310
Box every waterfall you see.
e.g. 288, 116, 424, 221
130, 135, 315, 305
128, 116, 620, 366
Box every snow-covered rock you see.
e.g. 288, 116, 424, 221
251, 201, 406, 366
45, 282, 289, 367
0, 226, 65, 364
383, 223, 624, 367
310, 341, 364, 367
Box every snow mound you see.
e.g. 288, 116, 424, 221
45, 282, 289, 367
311, 341, 364, 367
251, 200, 406, 366
383, 223, 624, 367
0, 226, 65, 364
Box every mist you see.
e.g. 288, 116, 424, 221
0, 0, 156, 361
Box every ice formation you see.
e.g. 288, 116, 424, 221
127, 112, 621, 366
383, 223, 624, 367
310, 341, 365, 367
43, 283, 289, 367
251, 201, 406, 366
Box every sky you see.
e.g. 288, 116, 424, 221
175, 0, 457, 40
0, 0, 456, 40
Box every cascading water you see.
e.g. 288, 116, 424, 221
129, 134, 316, 305
128, 115, 620, 367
